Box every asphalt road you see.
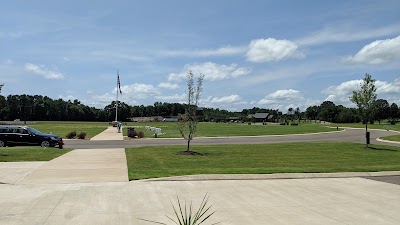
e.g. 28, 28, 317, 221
64, 128, 400, 149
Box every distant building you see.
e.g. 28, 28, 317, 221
163, 117, 178, 122
247, 113, 275, 122
129, 116, 163, 122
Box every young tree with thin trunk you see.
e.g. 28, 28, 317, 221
350, 73, 377, 147
178, 71, 204, 152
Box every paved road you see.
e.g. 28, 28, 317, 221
64, 128, 400, 149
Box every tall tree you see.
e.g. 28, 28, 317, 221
177, 71, 204, 152
390, 103, 399, 121
374, 99, 390, 124
350, 73, 377, 147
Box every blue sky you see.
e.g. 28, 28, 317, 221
1, 0, 400, 111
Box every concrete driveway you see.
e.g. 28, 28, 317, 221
1, 177, 399, 225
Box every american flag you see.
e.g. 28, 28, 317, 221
117, 71, 122, 95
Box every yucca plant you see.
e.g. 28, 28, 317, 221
139, 193, 219, 225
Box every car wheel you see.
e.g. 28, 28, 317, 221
0, 140, 5, 147
41, 140, 50, 148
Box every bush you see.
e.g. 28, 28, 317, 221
128, 129, 137, 138
66, 131, 77, 139
78, 132, 87, 139
280, 123, 286, 125
291, 123, 299, 126
138, 131, 144, 138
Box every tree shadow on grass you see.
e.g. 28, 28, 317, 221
367, 146, 400, 152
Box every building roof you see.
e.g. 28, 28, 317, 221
253, 113, 269, 119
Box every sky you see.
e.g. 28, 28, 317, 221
1, 0, 400, 112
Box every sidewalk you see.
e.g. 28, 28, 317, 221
17, 148, 129, 184
90, 126, 124, 141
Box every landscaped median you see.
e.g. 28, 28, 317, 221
125, 142, 400, 180
379, 135, 400, 142
0, 147, 71, 162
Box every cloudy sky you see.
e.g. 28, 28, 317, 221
1, 0, 400, 111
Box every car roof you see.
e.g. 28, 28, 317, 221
0, 125, 29, 129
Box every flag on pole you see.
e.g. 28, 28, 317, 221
117, 71, 122, 95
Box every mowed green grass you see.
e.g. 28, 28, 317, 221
332, 122, 400, 132
125, 142, 400, 180
380, 135, 400, 142
123, 122, 339, 138
27, 122, 108, 139
0, 147, 71, 162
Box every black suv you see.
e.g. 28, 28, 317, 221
0, 126, 64, 149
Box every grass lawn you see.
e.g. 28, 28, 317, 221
0, 147, 71, 162
332, 122, 400, 132
27, 122, 109, 139
125, 142, 400, 180
123, 122, 339, 138
380, 135, 400, 142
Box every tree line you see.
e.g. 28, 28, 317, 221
0, 93, 399, 123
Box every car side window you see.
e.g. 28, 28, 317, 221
12, 129, 20, 134
20, 129, 29, 134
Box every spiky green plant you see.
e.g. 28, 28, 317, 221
139, 193, 219, 225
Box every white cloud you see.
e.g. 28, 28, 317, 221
58, 95, 75, 101
208, 95, 244, 104
85, 83, 160, 108
246, 38, 303, 63
160, 46, 246, 57
158, 82, 180, 90
25, 63, 64, 79
343, 35, 400, 64
376, 78, 400, 94
155, 94, 186, 102
258, 89, 318, 111
201, 95, 247, 111
168, 62, 250, 82
297, 23, 400, 46
322, 77, 400, 106
116, 83, 160, 100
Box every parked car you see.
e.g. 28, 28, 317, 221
0, 126, 64, 149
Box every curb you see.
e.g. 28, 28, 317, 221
376, 137, 400, 144
141, 171, 400, 182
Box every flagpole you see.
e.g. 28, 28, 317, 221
115, 69, 118, 122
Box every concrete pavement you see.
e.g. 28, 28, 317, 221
16, 148, 129, 184
1, 177, 399, 224
90, 126, 123, 141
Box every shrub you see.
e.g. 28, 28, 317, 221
78, 132, 87, 139
291, 123, 299, 126
280, 123, 286, 125
128, 129, 137, 138
138, 131, 144, 138
66, 131, 77, 139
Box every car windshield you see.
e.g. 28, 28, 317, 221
27, 127, 43, 135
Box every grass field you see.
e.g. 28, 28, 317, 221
123, 122, 339, 138
125, 142, 400, 180
27, 122, 109, 139
0, 147, 71, 162
332, 122, 400, 131
380, 135, 400, 142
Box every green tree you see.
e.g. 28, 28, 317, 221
374, 99, 390, 124
390, 103, 399, 122
350, 73, 377, 147
177, 71, 204, 152
0, 83, 3, 93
